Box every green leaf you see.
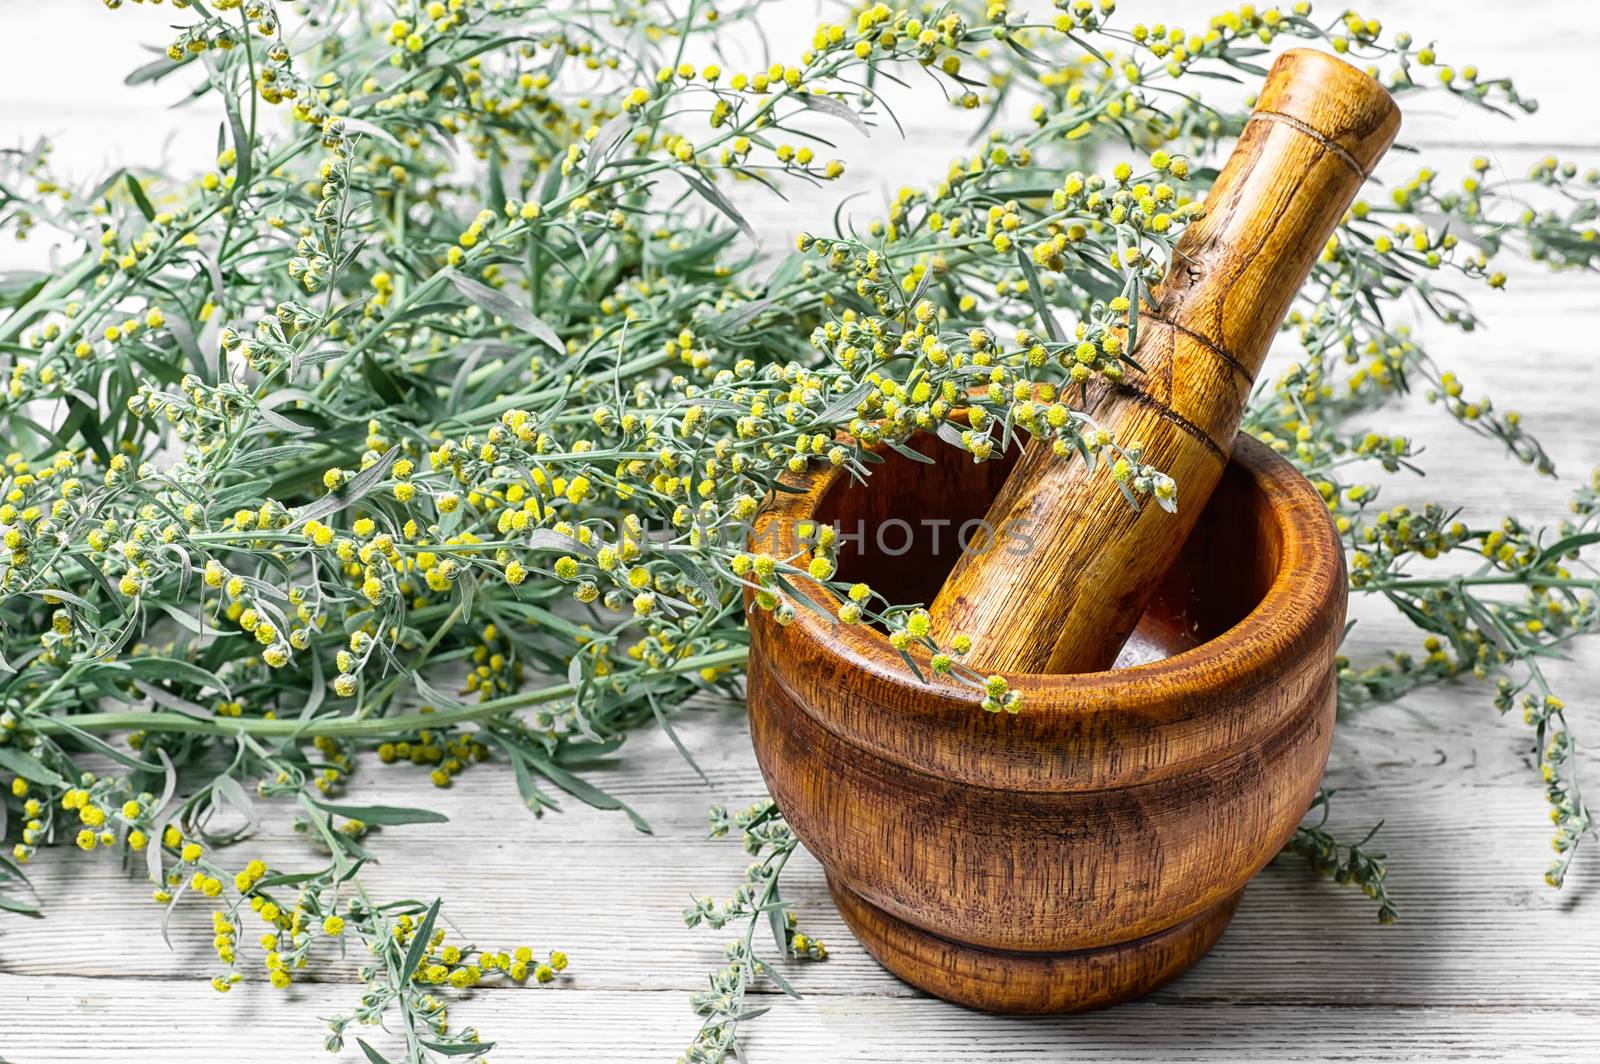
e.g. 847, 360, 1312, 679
256, 388, 329, 435
124, 173, 156, 221
48, 720, 164, 773
679, 171, 757, 243
883, 439, 935, 464
132, 680, 212, 720
156, 601, 208, 637
486, 144, 507, 217
361, 351, 409, 406
585, 111, 635, 179
762, 249, 804, 293
355, 1038, 395, 1064
309, 799, 449, 827
210, 477, 275, 510
1381, 589, 1450, 636
421, 1041, 496, 1057
65, 393, 111, 467
706, 299, 775, 337
451, 273, 564, 353
211, 773, 260, 832
520, 748, 651, 833
125, 53, 192, 87
294, 448, 396, 526
538, 153, 564, 203
125, 656, 230, 698
1064, 31, 1113, 68
0, 891, 42, 916
399, 898, 443, 983
1461, 594, 1513, 652
816, 382, 873, 424
0, 270, 48, 308
163, 313, 212, 382
340, 117, 402, 149
759, 955, 803, 999
767, 899, 788, 955
1014, 246, 1064, 343
24, 587, 95, 611
1534, 531, 1600, 569
233, 443, 319, 471
223, 90, 253, 200
0, 747, 68, 788
253, 870, 324, 890
798, 93, 870, 136
512, 751, 557, 812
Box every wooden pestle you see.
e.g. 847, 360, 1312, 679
930, 49, 1399, 675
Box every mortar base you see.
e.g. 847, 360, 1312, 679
827, 876, 1243, 1014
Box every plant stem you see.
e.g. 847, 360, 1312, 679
28, 647, 748, 740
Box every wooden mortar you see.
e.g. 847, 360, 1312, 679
930, 48, 1398, 674
746, 431, 1346, 1010
745, 48, 1381, 1013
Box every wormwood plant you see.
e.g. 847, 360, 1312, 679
0, 0, 1596, 1061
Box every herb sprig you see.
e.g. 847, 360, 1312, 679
1, 2, 1597, 1061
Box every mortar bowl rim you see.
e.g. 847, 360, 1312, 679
746, 430, 1347, 791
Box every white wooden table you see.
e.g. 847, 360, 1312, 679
2, 2, 1598, 1060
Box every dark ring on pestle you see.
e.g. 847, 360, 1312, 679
1109, 380, 1231, 466
1139, 307, 1257, 385
1251, 109, 1369, 178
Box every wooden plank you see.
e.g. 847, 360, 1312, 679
1, 2, 1598, 1061
2, 284, 1597, 1050
4, 975, 1597, 1063
1, 700, 1595, 1002
0, 0, 1595, 189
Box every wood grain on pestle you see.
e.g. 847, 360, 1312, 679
930, 49, 1400, 675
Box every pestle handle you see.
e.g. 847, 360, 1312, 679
929, 49, 1399, 676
